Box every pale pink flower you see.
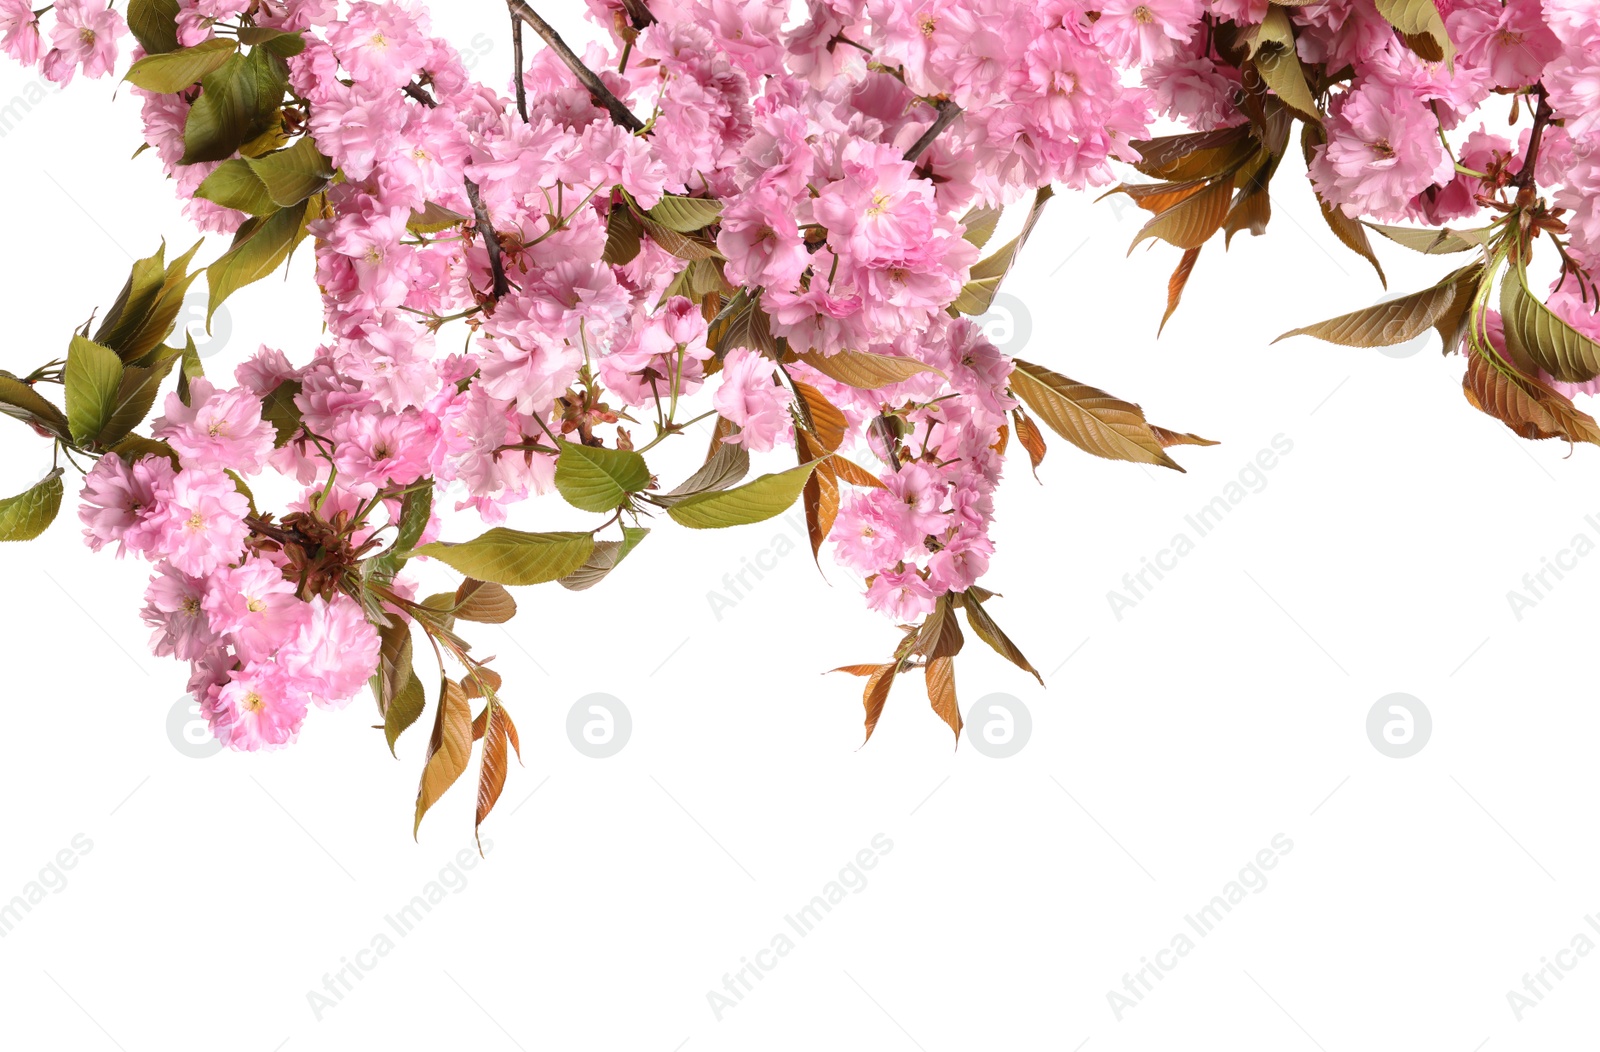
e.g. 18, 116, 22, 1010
141, 563, 220, 661
279, 594, 382, 708
152, 378, 278, 475
711, 348, 791, 452
202, 557, 305, 663
205, 662, 310, 751
1092, 0, 1203, 65
0, 0, 42, 65
1308, 82, 1455, 220
151, 469, 250, 578
41, 0, 125, 84
865, 569, 936, 621
79, 453, 177, 557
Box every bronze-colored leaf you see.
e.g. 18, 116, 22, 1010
860, 664, 895, 744
1151, 426, 1220, 448
832, 456, 886, 489
474, 701, 518, 851
796, 428, 840, 562
796, 347, 944, 388
1128, 175, 1235, 254
1009, 358, 1186, 471
1364, 222, 1488, 255
1463, 352, 1600, 446
913, 595, 965, 661
414, 678, 473, 837
962, 593, 1042, 685
1129, 125, 1254, 182
1103, 179, 1210, 216
1159, 246, 1202, 336
1275, 265, 1483, 348
925, 656, 962, 744
454, 579, 518, 624
463, 666, 503, 699
793, 380, 847, 451
1012, 407, 1047, 480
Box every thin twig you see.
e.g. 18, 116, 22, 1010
506, 0, 644, 132
511, 11, 528, 122
904, 99, 962, 164
464, 179, 512, 303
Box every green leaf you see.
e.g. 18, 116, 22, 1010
959, 204, 1002, 249
554, 441, 651, 512
1501, 264, 1600, 383
64, 336, 125, 448
385, 666, 427, 754
259, 378, 303, 446
415, 529, 597, 586
392, 486, 434, 554
195, 159, 278, 215
107, 434, 179, 467
181, 48, 289, 165
1243, 9, 1320, 123
558, 526, 650, 591
94, 239, 205, 363
638, 215, 724, 261
0, 469, 63, 542
127, 0, 181, 55
602, 202, 643, 265
236, 26, 307, 56
124, 38, 238, 93
1275, 264, 1483, 349
205, 199, 312, 328
1373, 0, 1455, 65
667, 461, 824, 529
97, 350, 180, 447
408, 201, 470, 234
645, 193, 724, 233
1008, 358, 1186, 472
246, 136, 334, 208
0, 376, 70, 440
952, 185, 1052, 314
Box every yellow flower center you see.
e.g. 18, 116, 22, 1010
243, 691, 264, 712
1133, 5, 1155, 24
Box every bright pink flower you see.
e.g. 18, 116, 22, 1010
1545, 0, 1600, 47
864, 569, 936, 621
152, 378, 278, 475
151, 469, 250, 578
1448, 0, 1559, 90
279, 594, 382, 708
202, 557, 305, 662
141, 563, 220, 661
205, 662, 310, 751
79, 453, 177, 557
1092, 0, 1202, 65
1308, 81, 1454, 220
712, 348, 791, 451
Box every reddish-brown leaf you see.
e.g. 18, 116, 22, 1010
793, 380, 847, 451
1013, 408, 1047, 480
1463, 352, 1600, 446
1159, 246, 1202, 336
1151, 425, 1220, 448
925, 656, 962, 744
454, 579, 517, 624
861, 664, 895, 744
463, 665, 503, 700
832, 456, 885, 489
474, 701, 518, 851
414, 678, 473, 838
962, 592, 1042, 685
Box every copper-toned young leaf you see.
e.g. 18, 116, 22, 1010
707, 288, 778, 357
1463, 352, 1600, 446
962, 592, 1042, 685
1500, 264, 1600, 383
1275, 264, 1482, 348
1012, 407, 1048, 480
925, 656, 962, 744
474, 701, 518, 851
1159, 246, 1202, 336
1103, 179, 1210, 216
637, 214, 723, 261
1364, 222, 1488, 255
1151, 426, 1220, 448
1009, 359, 1186, 472
1129, 125, 1254, 182
832, 456, 886, 489
796, 348, 944, 388
463, 666, 503, 700
847, 663, 896, 744
657, 440, 749, 506
1223, 188, 1272, 247
796, 429, 840, 562
913, 595, 965, 661
793, 381, 848, 451
454, 579, 518, 624
414, 679, 473, 837
1129, 176, 1235, 254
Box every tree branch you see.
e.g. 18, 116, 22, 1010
464, 178, 512, 303
510, 10, 528, 122
904, 98, 961, 164
506, 0, 644, 132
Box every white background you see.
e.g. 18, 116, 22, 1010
1, 6, 1597, 1051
